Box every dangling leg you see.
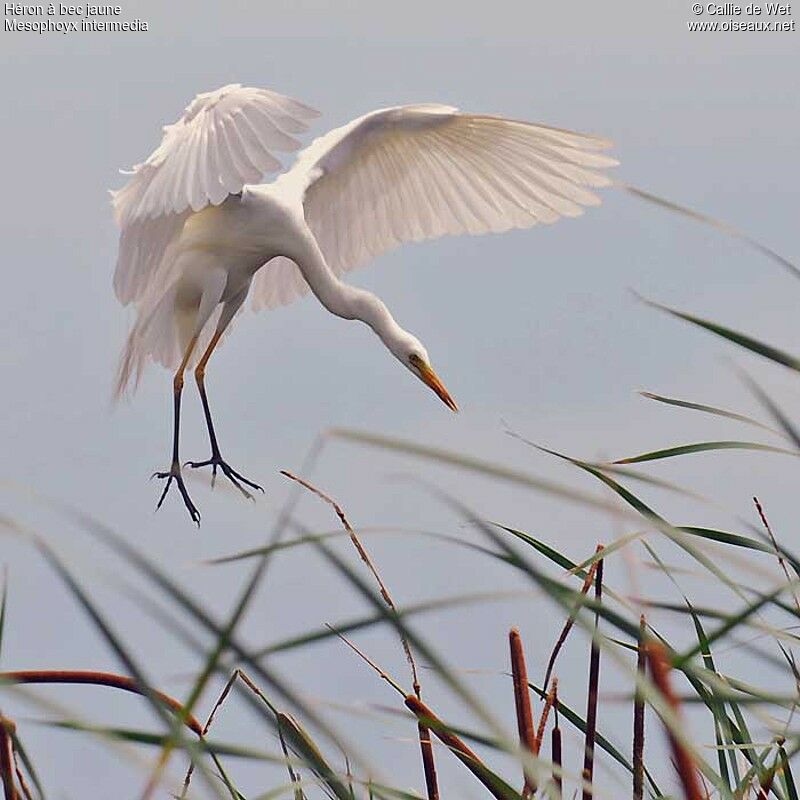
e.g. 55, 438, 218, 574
185, 290, 263, 500
152, 334, 202, 525
152, 269, 228, 525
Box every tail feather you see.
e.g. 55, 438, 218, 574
114, 285, 181, 401
113, 283, 231, 402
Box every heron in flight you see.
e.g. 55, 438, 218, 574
112, 84, 617, 524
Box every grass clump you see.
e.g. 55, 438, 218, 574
2, 218, 800, 799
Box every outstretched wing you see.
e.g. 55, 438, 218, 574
251, 104, 617, 310
111, 83, 319, 305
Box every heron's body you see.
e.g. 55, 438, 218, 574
119, 187, 296, 384
169, 189, 301, 326
111, 86, 617, 523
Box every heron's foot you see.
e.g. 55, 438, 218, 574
185, 453, 264, 501
151, 462, 201, 526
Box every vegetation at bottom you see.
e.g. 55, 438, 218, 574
2, 212, 800, 799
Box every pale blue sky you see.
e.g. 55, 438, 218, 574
1, 1, 798, 796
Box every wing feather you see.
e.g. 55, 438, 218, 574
220, 114, 262, 183
241, 101, 303, 151
111, 84, 319, 306
259, 103, 615, 312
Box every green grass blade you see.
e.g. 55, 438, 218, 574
31, 537, 225, 798
252, 780, 330, 800
781, 745, 799, 800
255, 590, 528, 658
478, 526, 643, 643
675, 584, 791, 667
438, 492, 694, 793
642, 298, 800, 373
726, 702, 774, 798
495, 526, 644, 618
740, 373, 800, 450
494, 525, 580, 573
685, 598, 738, 795
277, 713, 356, 800
328, 428, 625, 516
41, 720, 274, 761
678, 527, 773, 554
639, 391, 783, 437
541, 447, 754, 602
620, 183, 800, 280
614, 440, 798, 465
209, 527, 502, 569
66, 511, 367, 771
537, 446, 665, 521
310, 533, 509, 741
590, 462, 710, 501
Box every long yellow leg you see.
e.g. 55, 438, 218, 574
186, 329, 263, 498
153, 334, 201, 525
194, 329, 223, 383
173, 334, 199, 393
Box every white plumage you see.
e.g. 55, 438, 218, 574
111, 83, 617, 522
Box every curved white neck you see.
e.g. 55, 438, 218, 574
292, 236, 406, 346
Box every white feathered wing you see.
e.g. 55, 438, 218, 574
113, 96, 618, 395
111, 84, 319, 396
251, 104, 618, 310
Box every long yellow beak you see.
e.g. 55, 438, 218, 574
417, 362, 458, 412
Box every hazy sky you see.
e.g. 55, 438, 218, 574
1, 1, 798, 796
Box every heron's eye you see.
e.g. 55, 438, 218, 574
409, 354, 423, 369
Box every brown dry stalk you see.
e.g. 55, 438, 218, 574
0, 714, 33, 800
509, 628, 537, 796
405, 695, 511, 800
181, 668, 298, 798
633, 615, 646, 800
11, 745, 32, 800
552, 727, 563, 798
534, 678, 557, 756
542, 547, 602, 693
180, 669, 241, 798
416, 724, 438, 798
281, 469, 440, 799
646, 642, 703, 800
582, 550, 604, 800
0, 716, 18, 800
2, 670, 242, 799
418, 722, 439, 800
332, 620, 443, 798
0, 670, 202, 736
278, 473, 388, 602
280, 471, 419, 691
199, 671, 240, 738
551, 683, 563, 799
753, 496, 800, 615
328, 625, 405, 696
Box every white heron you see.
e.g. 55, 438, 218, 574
112, 84, 617, 524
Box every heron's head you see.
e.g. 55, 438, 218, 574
388, 332, 458, 412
